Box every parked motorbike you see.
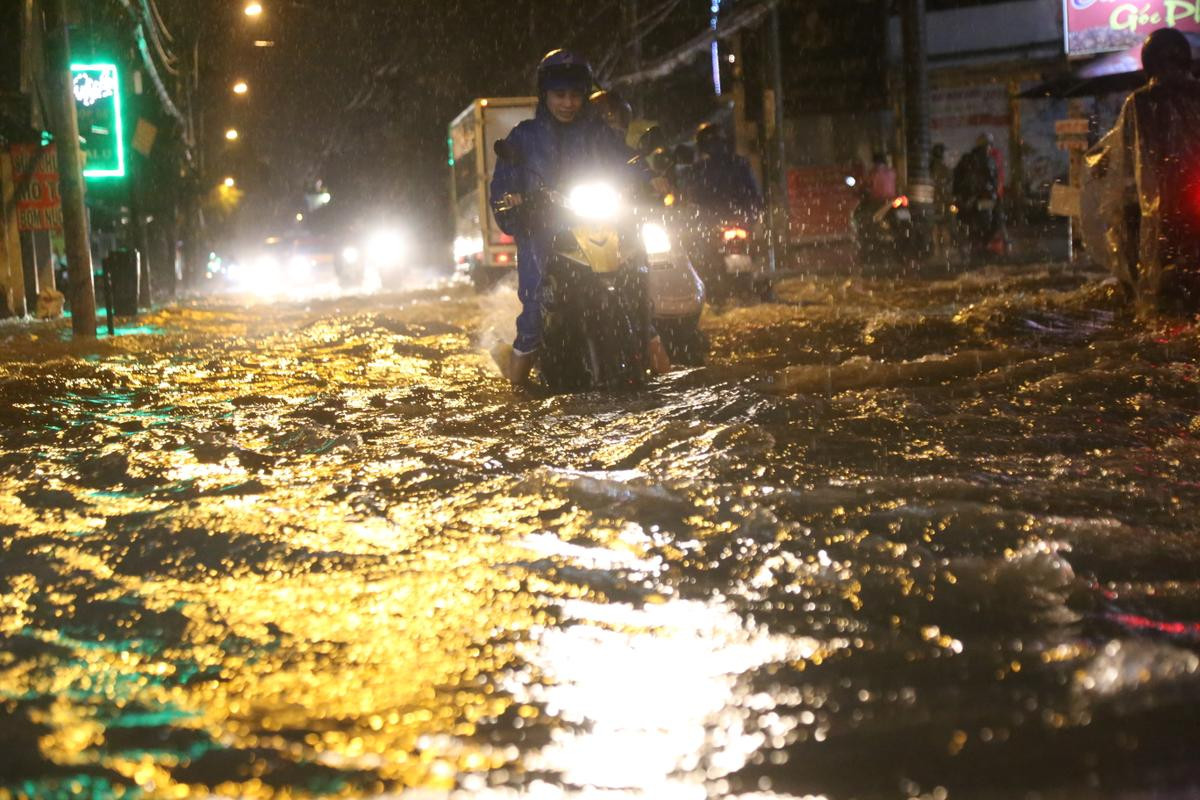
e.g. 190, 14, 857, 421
493, 141, 654, 392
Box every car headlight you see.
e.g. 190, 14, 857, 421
641, 222, 671, 255
567, 183, 620, 221
342, 245, 360, 264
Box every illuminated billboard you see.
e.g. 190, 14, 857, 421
71, 62, 126, 179
1065, 0, 1200, 56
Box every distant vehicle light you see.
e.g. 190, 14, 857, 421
892, 196, 910, 209
367, 229, 406, 266
453, 235, 484, 262
722, 227, 748, 241
342, 246, 360, 264
845, 176, 857, 187
567, 182, 620, 221
288, 255, 314, 278
641, 222, 672, 255
496, 253, 511, 264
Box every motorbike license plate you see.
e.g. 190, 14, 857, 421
977, 200, 996, 211
725, 254, 754, 274
893, 209, 911, 222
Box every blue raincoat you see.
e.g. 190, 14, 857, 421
683, 143, 764, 222
490, 105, 640, 354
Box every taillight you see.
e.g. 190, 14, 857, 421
891, 196, 909, 209
722, 227, 749, 241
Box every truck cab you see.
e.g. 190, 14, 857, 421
448, 97, 537, 290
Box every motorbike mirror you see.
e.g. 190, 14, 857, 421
673, 144, 695, 166
494, 140, 522, 164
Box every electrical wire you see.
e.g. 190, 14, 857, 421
138, 0, 181, 75
145, 0, 175, 44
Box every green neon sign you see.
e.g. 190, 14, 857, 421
71, 62, 126, 180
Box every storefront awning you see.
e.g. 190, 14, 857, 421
1020, 32, 1200, 98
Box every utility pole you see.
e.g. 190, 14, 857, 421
45, 0, 97, 337
901, 0, 934, 254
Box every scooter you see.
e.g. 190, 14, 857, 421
686, 217, 774, 303
852, 190, 920, 266
629, 139, 708, 364
642, 204, 707, 366
494, 140, 654, 392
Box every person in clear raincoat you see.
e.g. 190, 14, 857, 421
1086, 28, 1200, 314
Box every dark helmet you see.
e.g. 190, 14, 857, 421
695, 122, 728, 157
637, 125, 667, 156
1142, 27, 1192, 78
589, 89, 633, 131
537, 49, 593, 94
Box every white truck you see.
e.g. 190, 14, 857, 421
448, 97, 537, 290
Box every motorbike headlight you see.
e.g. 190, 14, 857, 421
567, 183, 620, 221
641, 222, 672, 255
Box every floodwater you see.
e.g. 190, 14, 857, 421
1, 265, 1199, 800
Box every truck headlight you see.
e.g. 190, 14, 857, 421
641, 222, 672, 255
567, 183, 620, 221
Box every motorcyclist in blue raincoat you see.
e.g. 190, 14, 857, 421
684, 122, 764, 223
489, 50, 669, 385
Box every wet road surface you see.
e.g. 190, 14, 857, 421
1, 265, 1199, 799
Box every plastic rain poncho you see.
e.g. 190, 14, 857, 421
1085, 75, 1200, 314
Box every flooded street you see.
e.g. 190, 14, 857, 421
2, 264, 1199, 799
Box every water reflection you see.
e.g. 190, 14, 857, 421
1, 268, 1199, 798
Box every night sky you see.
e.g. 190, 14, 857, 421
194, 0, 718, 250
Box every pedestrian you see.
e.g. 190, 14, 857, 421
866, 152, 897, 204
1088, 28, 1200, 314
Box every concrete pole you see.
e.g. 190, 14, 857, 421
45, 0, 97, 337
764, 3, 787, 274
901, 0, 933, 203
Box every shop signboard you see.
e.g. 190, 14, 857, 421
71, 62, 126, 179
1064, 0, 1200, 56
9, 144, 62, 231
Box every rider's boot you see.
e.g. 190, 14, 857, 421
491, 342, 536, 386
647, 336, 671, 375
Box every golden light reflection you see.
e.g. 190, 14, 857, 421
1, 273, 1198, 798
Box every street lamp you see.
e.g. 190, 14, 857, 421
225, 128, 240, 141
244, 2, 263, 17
224, 177, 236, 188
233, 80, 249, 95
